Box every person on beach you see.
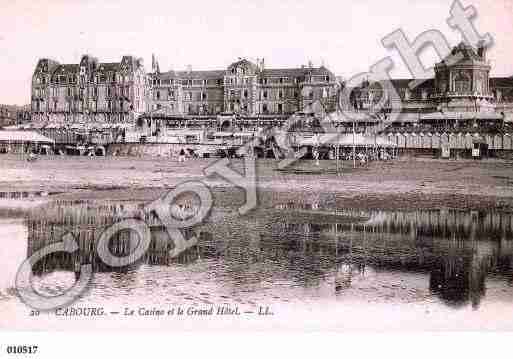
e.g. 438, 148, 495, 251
179, 148, 186, 162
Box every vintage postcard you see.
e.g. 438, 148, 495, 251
1, 0, 513, 353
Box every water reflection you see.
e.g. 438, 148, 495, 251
7, 200, 513, 310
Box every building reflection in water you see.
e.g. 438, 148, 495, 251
22, 200, 513, 309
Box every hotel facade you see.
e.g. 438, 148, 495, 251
30, 55, 147, 123
30, 45, 513, 133
147, 58, 339, 118
30, 56, 339, 123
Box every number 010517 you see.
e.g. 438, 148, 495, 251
6, 345, 39, 355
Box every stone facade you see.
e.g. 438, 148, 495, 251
148, 58, 339, 117
31, 55, 147, 123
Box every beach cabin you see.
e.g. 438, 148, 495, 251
0, 130, 54, 154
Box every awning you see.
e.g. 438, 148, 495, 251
421, 112, 503, 121
213, 132, 234, 137
0, 130, 54, 143
233, 132, 255, 137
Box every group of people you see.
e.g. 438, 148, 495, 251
328, 148, 394, 163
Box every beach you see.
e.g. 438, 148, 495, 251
0, 154, 511, 211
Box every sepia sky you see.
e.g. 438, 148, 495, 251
1, 0, 512, 105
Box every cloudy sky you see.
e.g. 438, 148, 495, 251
1, 0, 512, 105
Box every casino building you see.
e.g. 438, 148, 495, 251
342, 42, 513, 132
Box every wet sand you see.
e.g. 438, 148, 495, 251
0, 154, 512, 211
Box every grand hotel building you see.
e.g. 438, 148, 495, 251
30, 56, 339, 123
31, 55, 147, 123
30, 45, 513, 133
148, 58, 339, 118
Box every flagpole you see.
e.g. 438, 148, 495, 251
352, 119, 356, 169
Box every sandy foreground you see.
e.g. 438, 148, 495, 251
0, 154, 512, 211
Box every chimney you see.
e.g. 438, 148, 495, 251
187, 64, 192, 73
477, 40, 486, 60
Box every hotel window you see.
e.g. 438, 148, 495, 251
202, 92, 207, 100
325, 76, 330, 82
278, 91, 283, 99
243, 90, 248, 99
263, 91, 268, 99
168, 90, 174, 100
67, 88, 72, 97
279, 78, 283, 84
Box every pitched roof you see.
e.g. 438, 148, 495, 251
156, 70, 225, 80
175, 70, 226, 79
153, 65, 335, 80
490, 76, 513, 88
96, 62, 120, 72
262, 66, 333, 77
54, 64, 79, 74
